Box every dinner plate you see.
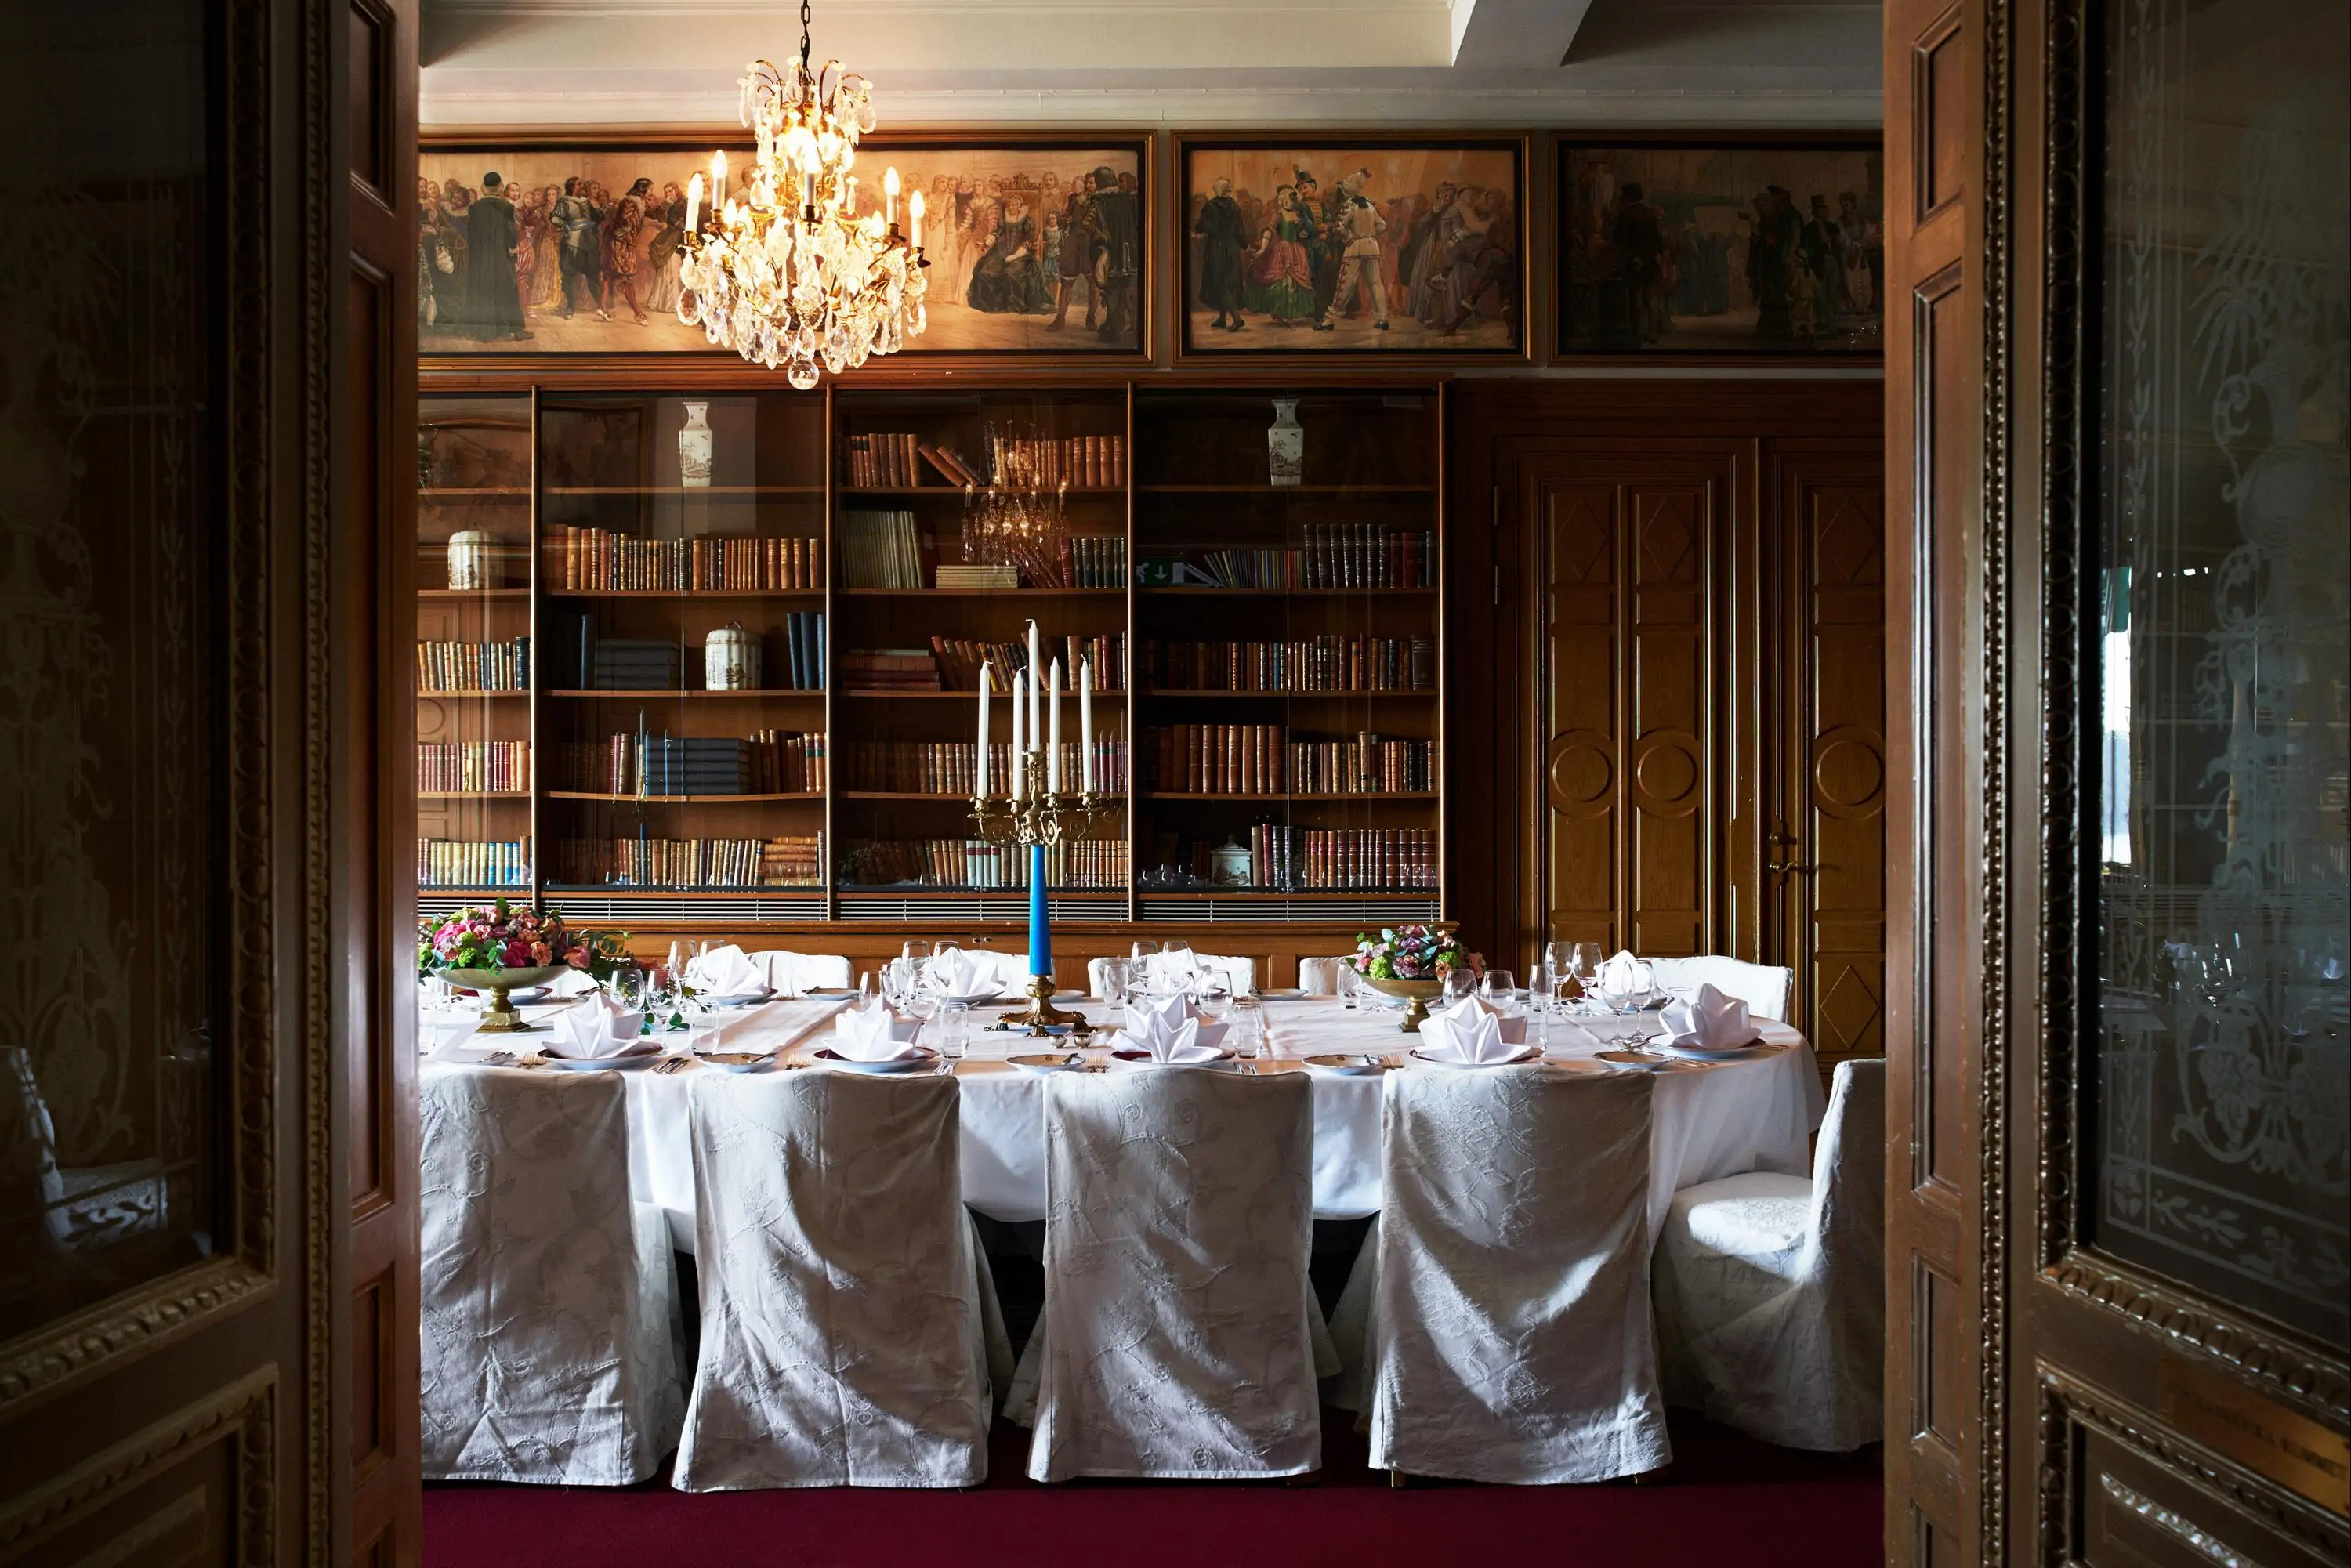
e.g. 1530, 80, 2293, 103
1652, 1036, 1770, 1062
1407, 1046, 1542, 1070
1258, 988, 1308, 1001
1009, 1052, 1091, 1074
705, 990, 776, 1009
1594, 1048, 1693, 1072
929, 990, 1008, 1007
543, 1049, 663, 1072
1303, 1052, 1397, 1075
1107, 1049, 1243, 1072
695, 1051, 776, 1073
810, 1046, 941, 1074
505, 986, 554, 1005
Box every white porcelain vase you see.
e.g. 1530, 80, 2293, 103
1266, 397, 1304, 487
704, 622, 759, 691
679, 400, 714, 488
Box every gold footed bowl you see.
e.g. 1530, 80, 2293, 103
1357, 976, 1444, 1032
438, 964, 571, 1033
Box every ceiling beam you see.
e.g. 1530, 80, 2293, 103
1448, 0, 1596, 67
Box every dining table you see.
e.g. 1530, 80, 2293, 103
421, 991, 1828, 1251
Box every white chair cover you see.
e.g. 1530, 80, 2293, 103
419, 1067, 683, 1484
1643, 955, 1795, 1023
1085, 952, 1256, 998
748, 949, 853, 994
1297, 956, 1357, 996
1349, 1067, 1669, 1484
673, 1070, 1005, 1490
1653, 1057, 1884, 1451
1025, 1069, 1321, 1481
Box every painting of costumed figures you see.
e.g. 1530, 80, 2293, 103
1180, 139, 1524, 356
1558, 140, 1884, 357
418, 141, 1146, 357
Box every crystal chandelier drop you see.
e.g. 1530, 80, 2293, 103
677, 0, 926, 387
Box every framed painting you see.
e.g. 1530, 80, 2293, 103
418, 132, 1151, 362
1555, 135, 1884, 359
1176, 135, 1527, 361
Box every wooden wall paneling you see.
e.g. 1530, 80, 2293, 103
1883, 0, 1987, 1555
1768, 442, 1889, 1085
342, 0, 419, 1560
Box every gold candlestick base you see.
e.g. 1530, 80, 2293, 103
999, 972, 1085, 1034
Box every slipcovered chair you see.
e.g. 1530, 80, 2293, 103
1335, 1068, 1669, 1484
1652, 1057, 1885, 1451
1021, 1068, 1324, 1481
1085, 951, 1255, 998
1643, 955, 1795, 1023
419, 1066, 684, 1484
672, 1070, 1009, 1490
748, 948, 853, 994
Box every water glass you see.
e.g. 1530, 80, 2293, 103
1229, 996, 1263, 1059
938, 1003, 970, 1061
1442, 969, 1477, 1005
1481, 969, 1517, 1012
1099, 958, 1132, 1007
1338, 963, 1359, 1009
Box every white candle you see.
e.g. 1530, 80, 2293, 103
1079, 657, 1094, 791
1048, 658, 1063, 794
1009, 672, 1026, 799
1025, 621, 1041, 744
976, 660, 991, 798
883, 165, 899, 226
711, 150, 726, 208
686, 172, 703, 235
908, 189, 924, 248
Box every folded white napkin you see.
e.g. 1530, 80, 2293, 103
1122, 992, 1199, 1035
686, 943, 772, 998
1658, 982, 1754, 1051
1447, 994, 1531, 1041
1596, 950, 1646, 999
1415, 994, 1532, 1065
1112, 1005, 1230, 1063
922, 948, 1003, 1001
544, 993, 647, 1059
832, 1000, 926, 1061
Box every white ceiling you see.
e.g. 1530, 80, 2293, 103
420, 0, 1883, 129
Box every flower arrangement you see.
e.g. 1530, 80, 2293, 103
418, 900, 628, 982
1350, 924, 1483, 983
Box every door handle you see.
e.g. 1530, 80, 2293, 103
1766, 856, 1814, 877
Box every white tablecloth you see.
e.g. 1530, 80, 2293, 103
422, 995, 1826, 1249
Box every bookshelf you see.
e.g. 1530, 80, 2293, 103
410, 378, 1444, 943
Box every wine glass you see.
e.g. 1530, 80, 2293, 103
1569, 943, 1606, 1009
1480, 969, 1518, 1015
1442, 969, 1477, 1005
904, 992, 942, 1057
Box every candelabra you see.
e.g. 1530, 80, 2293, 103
971, 749, 1119, 1033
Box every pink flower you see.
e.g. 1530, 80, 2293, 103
530, 940, 552, 965
566, 945, 589, 969
502, 936, 532, 965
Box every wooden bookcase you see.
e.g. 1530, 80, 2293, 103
413, 378, 1445, 977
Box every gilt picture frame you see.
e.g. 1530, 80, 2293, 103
418, 131, 1154, 367
1175, 133, 1529, 363
1553, 132, 1885, 360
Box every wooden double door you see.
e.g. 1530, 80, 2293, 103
1449, 385, 1885, 1085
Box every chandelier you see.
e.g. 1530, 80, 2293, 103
677, 0, 926, 386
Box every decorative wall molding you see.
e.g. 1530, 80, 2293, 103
1978, 0, 2013, 1559
0, 1368, 275, 1559
2038, 1367, 2351, 1563
2045, 1252, 2350, 1424
0, 1260, 273, 1417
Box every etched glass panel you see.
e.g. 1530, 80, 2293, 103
2092, 0, 2349, 1346
0, 2, 221, 1339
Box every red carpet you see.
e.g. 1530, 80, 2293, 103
425, 1413, 1881, 1567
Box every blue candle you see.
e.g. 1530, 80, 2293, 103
1028, 841, 1051, 980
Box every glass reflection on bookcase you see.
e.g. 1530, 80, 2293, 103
538, 393, 831, 898
416, 393, 535, 897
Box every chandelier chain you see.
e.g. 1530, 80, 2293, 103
799, 0, 812, 63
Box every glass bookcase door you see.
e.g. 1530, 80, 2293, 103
537, 392, 829, 918
1132, 388, 1443, 922
831, 388, 1132, 918
416, 394, 536, 908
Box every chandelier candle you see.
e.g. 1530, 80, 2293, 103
973, 643, 1116, 1034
